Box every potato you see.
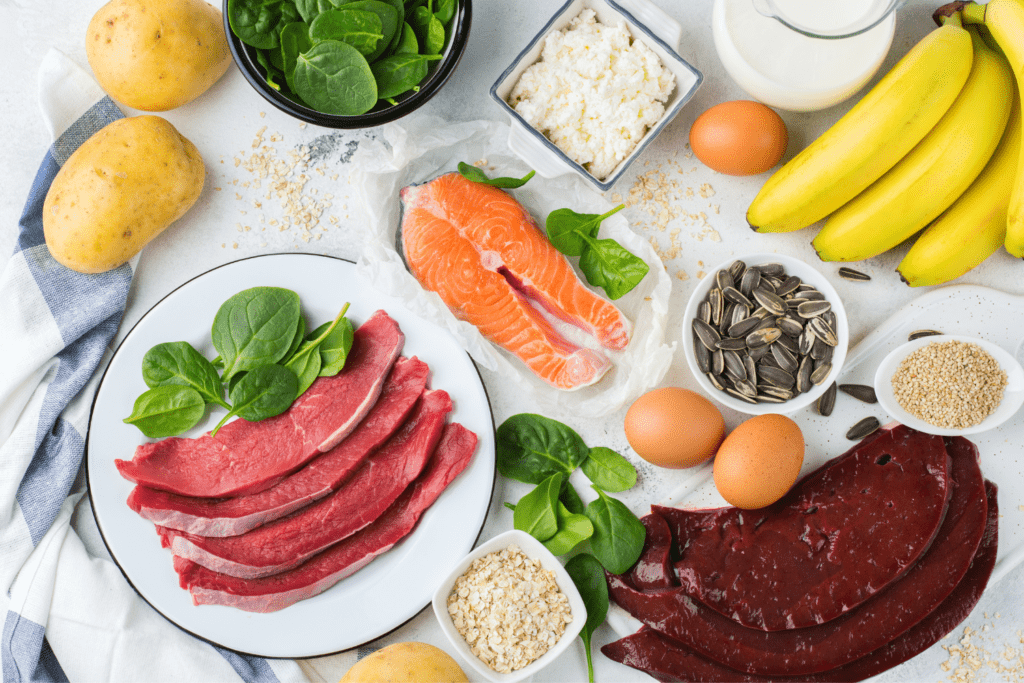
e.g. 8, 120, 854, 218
86, 0, 231, 111
43, 115, 205, 273
340, 642, 469, 683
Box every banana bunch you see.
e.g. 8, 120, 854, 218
747, 6, 1023, 286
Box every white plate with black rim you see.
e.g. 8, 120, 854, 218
86, 253, 496, 658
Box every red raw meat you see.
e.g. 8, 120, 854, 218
601, 473, 999, 682
657, 425, 952, 631
626, 513, 676, 591
115, 310, 404, 497
174, 422, 479, 612
159, 389, 452, 578
127, 356, 429, 536
607, 426, 987, 676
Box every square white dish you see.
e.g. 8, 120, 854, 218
490, 0, 703, 191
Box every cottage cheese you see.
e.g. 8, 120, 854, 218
509, 9, 675, 180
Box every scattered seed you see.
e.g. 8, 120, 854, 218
838, 384, 877, 404
847, 416, 881, 440
818, 382, 837, 416
839, 266, 871, 282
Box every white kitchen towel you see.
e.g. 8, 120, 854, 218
0, 49, 307, 683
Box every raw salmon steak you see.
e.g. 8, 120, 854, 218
400, 172, 631, 390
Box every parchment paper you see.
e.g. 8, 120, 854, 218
351, 115, 674, 418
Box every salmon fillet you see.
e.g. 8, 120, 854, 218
400, 172, 631, 390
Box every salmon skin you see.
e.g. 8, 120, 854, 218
399, 172, 632, 390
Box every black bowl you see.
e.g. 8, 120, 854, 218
224, 0, 472, 129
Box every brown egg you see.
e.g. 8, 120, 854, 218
713, 414, 804, 509
689, 100, 788, 176
624, 388, 725, 469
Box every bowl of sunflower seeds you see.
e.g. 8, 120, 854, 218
682, 253, 849, 415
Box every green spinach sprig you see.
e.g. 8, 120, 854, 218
124, 287, 353, 439
457, 161, 536, 188
547, 205, 649, 300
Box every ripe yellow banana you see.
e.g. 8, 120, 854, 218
812, 27, 1013, 262
746, 22, 973, 233
963, 0, 1024, 256
898, 87, 1021, 286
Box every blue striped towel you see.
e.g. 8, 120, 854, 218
0, 50, 307, 683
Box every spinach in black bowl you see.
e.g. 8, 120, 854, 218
227, 0, 459, 117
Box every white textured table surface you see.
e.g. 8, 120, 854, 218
1, 0, 1022, 681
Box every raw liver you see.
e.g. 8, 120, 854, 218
607, 427, 987, 676
626, 512, 677, 591
601, 474, 998, 682
115, 310, 404, 498
657, 424, 952, 631
159, 389, 451, 578
174, 422, 478, 612
127, 356, 429, 536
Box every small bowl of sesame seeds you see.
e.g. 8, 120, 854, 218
874, 335, 1024, 436
431, 529, 586, 683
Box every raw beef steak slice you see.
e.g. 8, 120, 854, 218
175, 422, 478, 612
128, 356, 429, 536
115, 310, 404, 497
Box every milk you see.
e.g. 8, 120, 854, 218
712, 0, 895, 111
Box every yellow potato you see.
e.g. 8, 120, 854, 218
86, 0, 231, 111
43, 115, 205, 273
340, 642, 469, 683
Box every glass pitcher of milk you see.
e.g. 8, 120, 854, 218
712, 0, 900, 111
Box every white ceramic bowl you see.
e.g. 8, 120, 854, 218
489, 0, 702, 191
681, 253, 849, 415
874, 334, 1024, 436
431, 530, 587, 683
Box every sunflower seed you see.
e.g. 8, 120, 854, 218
716, 269, 735, 291
730, 303, 751, 329
752, 288, 787, 316
728, 260, 747, 281
726, 387, 758, 404
771, 344, 799, 374
756, 394, 786, 404
798, 327, 816, 356
734, 379, 758, 398
720, 303, 735, 335
810, 336, 829, 361
758, 262, 785, 277
825, 310, 838, 331
723, 350, 747, 380
786, 297, 809, 310
797, 300, 832, 318
817, 382, 837, 416
752, 306, 771, 320
908, 329, 942, 341
838, 267, 871, 282
698, 301, 712, 325
739, 267, 761, 296
760, 365, 795, 389
693, 318, 721, 350
708, 372, 725, 391
723, 286, 753, 308
846, 416, 881, 440
838, 383, 877, 404
759, 385, 793, 400
744, 355, 758, 385
708, 288, 724, 326
694, 336, 711, 373
809, 316, 838, 346
777, 317, 804, 338
796, 355, 813, 393
759, 353, 781, 370
810, 362, 832, 385
716, 337, 747, 351
712, 349, 725, 375
748, 344, 771, 361
800, 289, 826, 301
775, 275, 802, 297
757, 278, 778, 294
746, 327, 782, 348
727, 316, 761, 339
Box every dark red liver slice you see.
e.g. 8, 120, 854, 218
601, 473, 998, 682
608, 427, 987, 676
626, 512, 677, 591
656, 424, 952, 631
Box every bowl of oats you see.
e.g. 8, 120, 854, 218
874, 335, 1024, 436
431, 530, 586, 683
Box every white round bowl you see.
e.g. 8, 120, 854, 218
431, 530, 587, 683
682, 253, 849, 415
874, 334, 1024, 436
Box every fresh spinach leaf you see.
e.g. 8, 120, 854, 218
564, 553, 610, 683
434, 0, 455, 25
393, 21, 418, 54
375, 0, 406, 54
410, 4, 444, 54
293, 40, 378, 115
280, 21, 314, 91
543, 502, 594, 555
578, 235, 650, 300
457, 162, 535, 189
280, 306, 307, 366
229, 0, 281, 49
512, 472, 562, 541
123, 386, 206, 439
546, 205, 624, 257
496, 413, 589, 484
309, 9, 384, 56
295, 0, 321, 23
371, 53, 441, 98
309, 316, 354, 376
255, 49, 284, 91
344, 0, 399, 61
585, 487, 646, 575
212, 363, 299, 436
211, 287, 302, 381
285, 303, 349, 393
581, 446, 637, 493
141, 341, 227, 408
560, 481, 586, 515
